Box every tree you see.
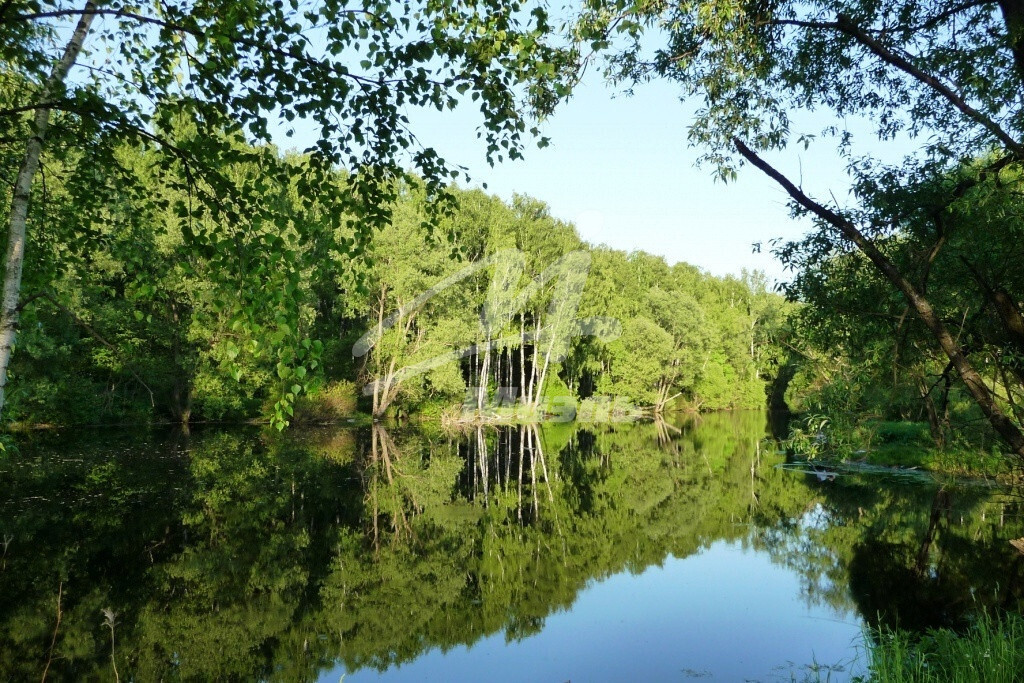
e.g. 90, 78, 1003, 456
598, 315, 674, 409
0, 0, 570, 425
788, 162, 1024, 446
578, 0, 1024, 457
350, 181, 479, 418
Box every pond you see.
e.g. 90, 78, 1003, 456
1, 412, 1022, 681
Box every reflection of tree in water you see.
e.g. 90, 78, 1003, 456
457, 424, 564, 524
757, 468, 1024, 632
0, 415, 1022, 679
844, 488, 1024, 632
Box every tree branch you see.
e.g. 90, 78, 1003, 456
835, 13, 1024, 157
768, 13, 1024, 158
9, 8, 395, 89
732, 136, 1024, 456
0, 102, 67, 118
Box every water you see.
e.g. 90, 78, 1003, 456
1, 413, 1021, 681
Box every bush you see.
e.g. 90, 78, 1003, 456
874, 421, 932, 446
292, 380, 359, 424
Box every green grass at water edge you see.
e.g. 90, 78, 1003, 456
857, 612, 1024, 682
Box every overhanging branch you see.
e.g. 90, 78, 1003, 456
767, 12, 1024, 158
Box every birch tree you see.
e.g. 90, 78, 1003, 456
0, 0, 570, 425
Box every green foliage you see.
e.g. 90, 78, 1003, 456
2, 415, 1022, 679
861, 613, 1024, 683
292, 380, 360, 424
2, 0, 579, 427
574, 0, 1024, 458
784, 414, 836, 461
782, 413, 1015, 477
780, 165, 1024, 458
0, 141, 790, 426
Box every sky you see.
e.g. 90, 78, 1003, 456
266, 39, 918, 286
381, 70, 869, 285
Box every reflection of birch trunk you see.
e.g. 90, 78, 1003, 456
655, 415, 670, 446
531, 425, 554, 503
530, 425, 562, 539
527, 426, 538, 518
494, 429, 501, 490
505, 427, 512, 484
369, 424, 411, 541
517, 426, 525, 522
370, 426, 380, 550
476, 427, 489, 506
750, 440, 761, 506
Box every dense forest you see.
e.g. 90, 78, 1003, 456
3, 0, 1024, 468
0, 131, 787, 426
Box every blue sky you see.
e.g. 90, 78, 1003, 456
274, 59, 915, 285
390, 70, 872, 284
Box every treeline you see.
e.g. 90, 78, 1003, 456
778, 160, 1024, 459
4, 134, 788, 426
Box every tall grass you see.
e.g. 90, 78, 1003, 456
859, 613, 1024, 682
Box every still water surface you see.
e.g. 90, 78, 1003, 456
1, 413, 1021, 681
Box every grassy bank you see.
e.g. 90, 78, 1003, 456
857, 613, 1024, 682
785, 418, 1018, 479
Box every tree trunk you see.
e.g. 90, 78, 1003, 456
534, 338, 552, 409
169, 300, 192, 425
0, 3, 97, 419
527, 316, 540, 405
519, 315, 526, 401
735, 138, 1024, 459
999, 0, 1024, 88
918, 378, 945, 448
477, 341, 490, 413
371, 286, 386, 417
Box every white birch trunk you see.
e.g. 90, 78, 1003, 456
0, 3, 97, 417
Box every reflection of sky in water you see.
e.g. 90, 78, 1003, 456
6, 418, 1019, 680
334, 538, 865, 682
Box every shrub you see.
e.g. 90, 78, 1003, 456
292, 380, 359, 424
